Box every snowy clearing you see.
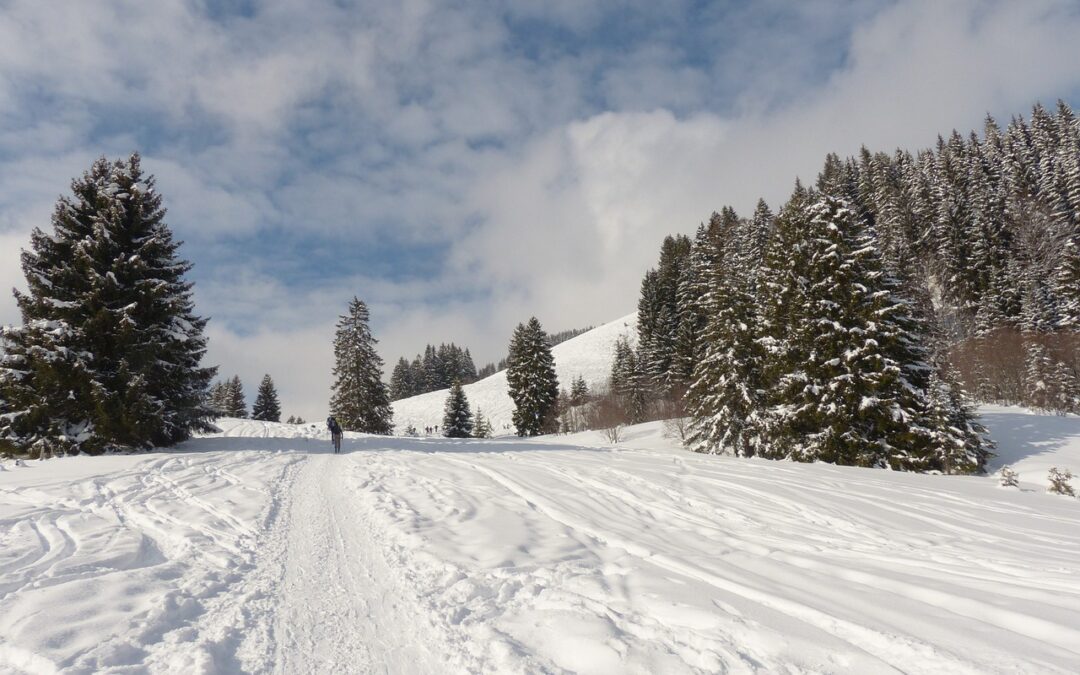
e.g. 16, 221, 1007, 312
1, 409, 1079, 674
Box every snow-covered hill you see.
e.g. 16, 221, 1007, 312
391, 312, 637, 433
1, 407, 1078, 673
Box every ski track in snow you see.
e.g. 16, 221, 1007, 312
0, 413, 1079, 674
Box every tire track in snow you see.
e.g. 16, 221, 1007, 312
451, 456, 989, 675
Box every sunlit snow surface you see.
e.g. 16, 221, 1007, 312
0, 410, 1078, 674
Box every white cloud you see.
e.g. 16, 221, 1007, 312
3, 0, 1080, 422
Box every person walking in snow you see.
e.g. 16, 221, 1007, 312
327, 416, 342, 453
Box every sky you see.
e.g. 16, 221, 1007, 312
2, 0, 1080, 422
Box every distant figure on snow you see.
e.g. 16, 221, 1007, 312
327, 416, 342, 453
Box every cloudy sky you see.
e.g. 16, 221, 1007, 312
2, 0, 1080, 420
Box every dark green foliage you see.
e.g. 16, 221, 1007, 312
569, 376, 589, 406
506, 317, 559, 436
389, 357, 415, 401
609, 336, 649, 424
225, 376, 247, 418
760, 196, 944, 469
472, 407, 493, 438
389, 343, 479, 400
442, 381, 473, 438
637, 235, 693, 395
0, 154, 215, 455
329, 298, 392, 434
252, 374, 281, 422
686, 210, 765, 457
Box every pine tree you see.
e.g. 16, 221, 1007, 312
252, 374, 281, 422
569, 376, 589, 406
207, 381, 228, 416
925, 370, 989, 475
1054, 236, 1080, 328
226, 375, 247, 418
1050, 359, 1080, 414
0, 154, 214, 455
1023, 341, 1055, 411
472, 407, 493, 438
609, 336, 647, 423
442, 381, 473, 438
763, 195, 942, 469
506, 317, 559, 436
389, 357, 415, 401
687, 213, 765, 456
329, 297, 393, 434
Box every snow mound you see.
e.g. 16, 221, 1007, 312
391, 312, 637, 434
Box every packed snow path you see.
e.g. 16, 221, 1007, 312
267, 454, 443, 674
1, 411, 1079, 674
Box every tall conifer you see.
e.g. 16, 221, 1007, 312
329, 298, 393, 434
0, 154, 214, 455
506, 317, 559, 436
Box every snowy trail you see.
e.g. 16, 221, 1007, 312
269, 454, 445, 674
1, 413, 1079, 673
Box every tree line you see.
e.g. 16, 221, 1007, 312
388, 343, 478, 401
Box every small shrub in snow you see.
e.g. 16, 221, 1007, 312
662, 416, 691, 443
999, 466, 1019, 488
1047, 467, 1076, 497
603, 424, 624, 445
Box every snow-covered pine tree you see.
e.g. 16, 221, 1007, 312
389, 357, 415, 401
609, 336, 647, 424
442, 381, 473, 438
637, 235, 692, 395
252, 374, 281, 422
506, 317, 559, 436
686, 213, 765, 456
1053, 236, 1080, 328
0, 154, 215, 455
925, 370, 991, 474
1050, 359, 1080, 414
762, 194, 944, 470
226, 376, 247, 418
206, 381, 228, 417
1023, 342, 1055, 411
329, 297, 393, 434
569, 375, 589, 406
472, 407, 492, 438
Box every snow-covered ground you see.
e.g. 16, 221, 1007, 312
1, 409, 1078, 674
391, 313, 637, 434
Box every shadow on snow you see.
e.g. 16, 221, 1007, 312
981, 408, 1080, 472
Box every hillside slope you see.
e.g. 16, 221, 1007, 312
391, 312, 637, 433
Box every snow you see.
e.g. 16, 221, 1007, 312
0, 411, 1078, 673
392, 312, 637, 434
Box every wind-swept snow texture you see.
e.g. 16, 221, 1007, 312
391, 313, 637, 434
1, 410, 1079, 674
